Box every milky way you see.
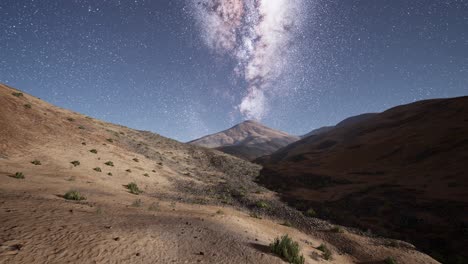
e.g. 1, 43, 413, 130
191, 0, 305, 120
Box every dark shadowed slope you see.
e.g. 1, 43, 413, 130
257, 96, 468, 264
189, 120, 300, 160
301, 113, 377, 138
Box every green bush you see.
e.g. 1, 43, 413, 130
64, 190, 86, 201
256, 201, 269, 209
12, 92, 24, 97
11, 172, 25, 179
31, 159, 41, 165
317, 244, 332, 260
93, 167, 102, 172
384, 257, 397, 264
125, 182, 142, 195
270, 235, 305, 264
89, 149, 98, 154
104, 161, 114, 167
70, 160, 80, 167
305, 208, 317, 217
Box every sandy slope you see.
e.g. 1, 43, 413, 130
0, 84, 437, 264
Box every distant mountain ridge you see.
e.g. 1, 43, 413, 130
189, 120, 300, 160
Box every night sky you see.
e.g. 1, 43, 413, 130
1, 0, 467, 142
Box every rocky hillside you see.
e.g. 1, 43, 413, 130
257, 96, 468, 264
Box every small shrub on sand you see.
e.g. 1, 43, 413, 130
24, 103, 31, 109
282, 221, 293, 227
143, 173, 149, 177
64, 190, 86, 201
67, 117, 75, 122
104, 161, 114, 167
126, 169, 132, 173
249, 212, 262, 219
31, 159, 41, 165
270, 235, 305, 264
330, 226, 344, 233
11, 172, 25, 179
78, 126, 85, 129
132, 199, 142, 207
125, 182, 142, 195
106, 138, 113, 143
148, 202, 160, 211
89, 149, 98, 154
107, 172, 113, 176
384, 257, 397, 264
305, 208, 317, 217
12, 92, 24, 97
93, 167, 102, 172
256, 201, 269, 209
133, 158, 139, 162
317, 244, 332, 260
70, 160, 80, 167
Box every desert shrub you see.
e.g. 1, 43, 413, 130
143, 173, 149, 177
31, 160, 41, 165
148, 202, 160, 211
270, 235, 305, 264
249, 212, 262, 219
24, 103, 31, 109
78, 126, 85, 129
93, 167, 102, 172
256, 201, 269, 209
67, 117, 75, 122
384, 257, 397, 264
125, 182, 142, 195
282, 221, 293, 227
82, 142, 86, 145
216, 210, 224, 215
152, 169, 156, 172
89, 149, 98, 154
133, 158, 139, 162
12, 92, 23, 97
132, 199, 142, 207
104, 161, 114, 167
305, 208, 317, 217
107, 172, 112, 176
11, 172, 25, 179
317, 244, 332, 260
64, 190, 86, 201
330, 226, 344, 233
70, 160, 80, 167
106, 138, 113, 143
126, 169, 132, 173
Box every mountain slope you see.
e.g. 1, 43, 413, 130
257, 96, 468, 264
189, 120, 300, 160
301, 113, 377, 138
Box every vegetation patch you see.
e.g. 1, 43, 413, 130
148, 202, 160, 211
67, 117, 75, 122
89, 149, 98, 154
143, 173, 149, 177
132, 199, 142, 207
133, 158, 139, 162
24, 103, 31, 109
31, 159, 41, 165
11, 172, 25, 179
93, 167, 102, 172
12, 92, 24, 97
107, 172, 113, 176
304, 208, 317, 217
125, 182, 142, 195
317, 244, 332, 260
384, 257, 397, 264
70, 160, 80, 167
330, 226, 344, 233
64, 190, 86, 201
104, 161, 114, 167
256, 201, 269, 209
126, 169, 132, 173
270, 235, 305, 264
106, 138, 113, 143
78, 126, 85, 129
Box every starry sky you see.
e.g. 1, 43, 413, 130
1, 0, 467, 142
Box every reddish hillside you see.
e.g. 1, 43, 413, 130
257, 97, 468, 264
